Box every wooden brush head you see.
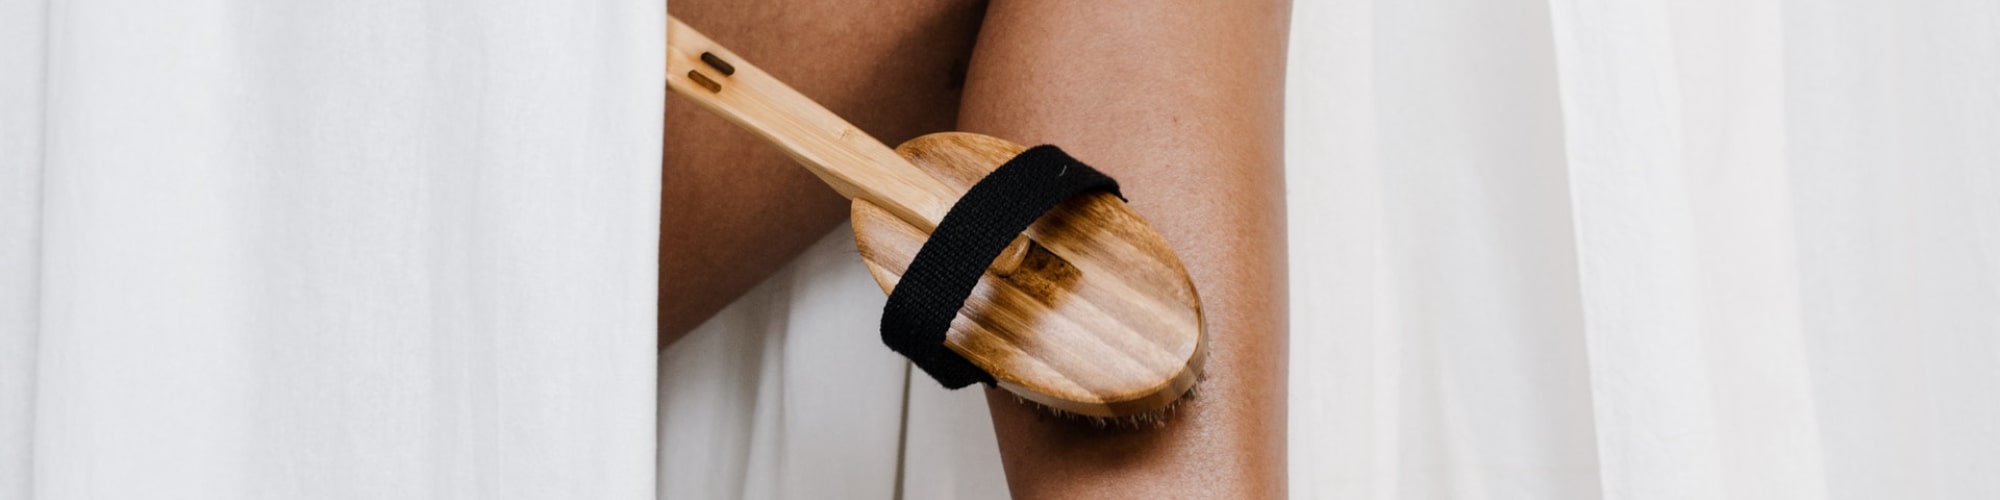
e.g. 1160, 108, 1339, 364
665, 17, 1204, 421
851, 132, 1206, 418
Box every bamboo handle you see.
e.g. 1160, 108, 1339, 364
665, 16, 1027, 274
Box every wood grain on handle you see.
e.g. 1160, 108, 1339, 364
665, 16, 1029, 273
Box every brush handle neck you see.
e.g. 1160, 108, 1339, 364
665, 16, 954, 232
666, 16, 1026, 274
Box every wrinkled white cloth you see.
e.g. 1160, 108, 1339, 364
1287, 0, 1999, 499
1, 0, 663, 498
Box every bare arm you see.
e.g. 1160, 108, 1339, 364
959, 1, 1291, 498
659, 1, 1290, 495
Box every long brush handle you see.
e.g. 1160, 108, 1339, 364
665, 16, 1028, 273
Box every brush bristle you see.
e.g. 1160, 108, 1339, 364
1014, 370, 1207, 430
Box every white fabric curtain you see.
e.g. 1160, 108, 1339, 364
2, 0, 663, 498
1287, 0, 2000, 499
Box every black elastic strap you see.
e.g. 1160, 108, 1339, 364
881, 145, 1122, 389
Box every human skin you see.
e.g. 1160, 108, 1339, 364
659, 1, 1289, 497
960, 1, 1290, 497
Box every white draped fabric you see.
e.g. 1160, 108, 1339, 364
2, 0, 663, 498
1287, 0, 1999, 499
8, 0, 1998, 499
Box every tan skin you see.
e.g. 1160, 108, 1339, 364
661, 1, 1288, 497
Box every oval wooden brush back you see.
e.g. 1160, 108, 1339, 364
665, 16, 1204, 419
851, 132, 1206, 418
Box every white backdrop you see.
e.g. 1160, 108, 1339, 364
1286, 0, 2000, 499
7, 0, 1999, 499
2, 0, 663, 498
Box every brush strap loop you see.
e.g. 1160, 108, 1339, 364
882, 145, 1123, 389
